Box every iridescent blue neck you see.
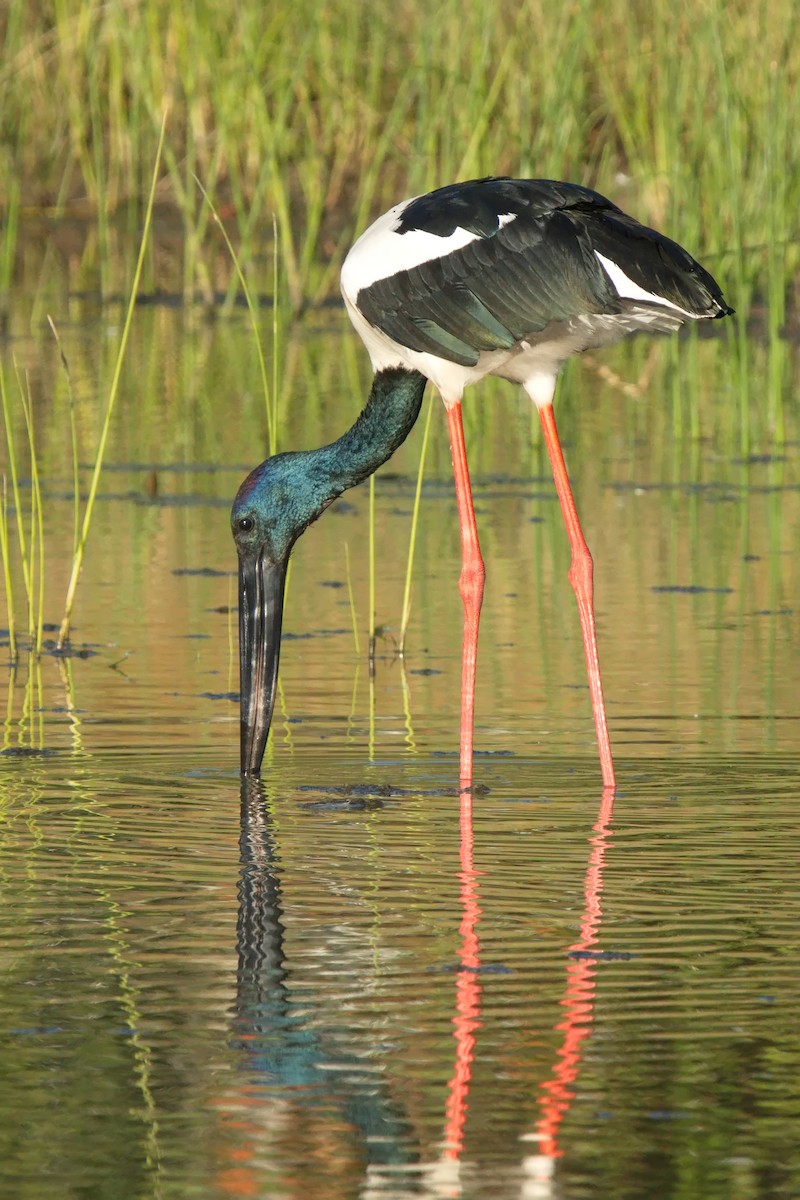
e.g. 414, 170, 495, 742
232, 367, 428, 564
312, 366, 427, 494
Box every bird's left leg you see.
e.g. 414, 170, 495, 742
445, 400, 486, 790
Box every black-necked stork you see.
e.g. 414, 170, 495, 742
233, 177, 732, 784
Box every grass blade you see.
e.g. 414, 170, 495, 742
57, 112, 168, 649
399, 396, 435, 653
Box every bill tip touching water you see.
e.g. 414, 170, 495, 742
233, 176, 733, 783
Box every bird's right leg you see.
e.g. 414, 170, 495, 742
536, 399, 616, 792
445, 400, 486, 791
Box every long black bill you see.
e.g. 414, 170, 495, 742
238, 551, 288, 776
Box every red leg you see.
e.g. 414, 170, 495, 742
538, 402, 616, 791
445, 402, 485, 790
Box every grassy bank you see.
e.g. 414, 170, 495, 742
1, 0, 799, 309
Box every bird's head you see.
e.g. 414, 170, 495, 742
232, 452, 341, 777
232, 452, 327, 560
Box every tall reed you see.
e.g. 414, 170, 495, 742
57, 115, 167, 647
0, 477, 16, 662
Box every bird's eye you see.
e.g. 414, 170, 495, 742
236, 517, 255, 533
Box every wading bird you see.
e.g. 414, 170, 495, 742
233, 177, 732, 785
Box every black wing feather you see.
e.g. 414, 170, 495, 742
356, 178, 730, 366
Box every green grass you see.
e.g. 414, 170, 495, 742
0, 361, 44, 659
400, 395, 436, 652
1, 118, 165, 670
0, 476, 17, 663
57, 115, 166, 647
1, 0, 799, 313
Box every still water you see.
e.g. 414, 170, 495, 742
1, 237, 799, 1198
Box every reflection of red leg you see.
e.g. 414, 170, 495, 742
537, 403, 616, 791
443, 790, 484, 1159
535, 786, 615, 1159
445, 402, 485, 790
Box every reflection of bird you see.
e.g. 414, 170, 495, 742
228, 783, 416, 1174
233, 177, 732, 781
